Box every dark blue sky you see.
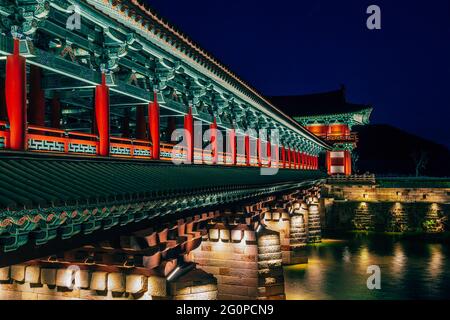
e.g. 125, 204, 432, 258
147, 0, 450, 148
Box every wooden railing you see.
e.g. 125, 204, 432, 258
327, 174, 376, 184
0, 123, 309, 170
315, 132, 358, 142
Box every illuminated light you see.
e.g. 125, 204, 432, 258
167, 266, 181, 281
394, 202, 402, 209
272, 211, 281, 221
428, 246, 444, 279
342, 246, 351, 263
231, 229, 243, 242
264, 211, 272, 221
391, 243, 406, 276
219, 229, 230, 241
359, 202, 367, 208
359, 246, 371, 265
208, 228, 219, 241
363, 194, 369, 199
431, 203, 439, 211
281, 212, 290, 220
396, 191, 402, 196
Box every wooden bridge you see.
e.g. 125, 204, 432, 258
0, 0, 331, 300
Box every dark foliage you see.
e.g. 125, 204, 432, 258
354, 124, 450, 177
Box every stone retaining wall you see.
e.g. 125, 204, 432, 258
0, 264, 217, 300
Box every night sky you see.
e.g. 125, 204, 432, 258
147, 0, 450, 148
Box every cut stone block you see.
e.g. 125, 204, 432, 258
147, 276, 167, 297
75, 270, 90, 289
11, 264, 25, 282
25, 266, 41, 284
40, 268, 56, 286
0, 267, 10, 281
90, 272, 108, 291
107, 273, 125, 293
56, 269, 74, 288
126, 274, 147, 294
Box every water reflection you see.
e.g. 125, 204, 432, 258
390, 243, 406, 282
428, 245, 443, 280
284, 234, 450, 300
342, 246, 351, 263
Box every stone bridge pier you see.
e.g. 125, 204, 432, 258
262, 187, 322, 265
0, 186, 324, 300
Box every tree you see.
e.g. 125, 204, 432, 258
351, 151, 360, 174
411, 149, 428, 177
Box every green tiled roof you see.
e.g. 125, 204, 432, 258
0, 154, 325, 254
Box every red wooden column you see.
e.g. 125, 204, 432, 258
256, 137, 262, 167
287, 148, 291, 169
5, 39, 27, 150
95, 73, 110, 157
50, 95, 61, 129
184, 106, 194, 164
229, 129, 236, 165
348, 152, 352, 175
281, 146, 286, 169
326, 152, 330, 173
267, 139, 272, 167
292, 150, 297, 169
344, 150, 352, 176
299, 151, 302, 170
298, 152, 302, 169
245, 135, 250, 166
149, 90, 160, 160
29, 65, 46, 126
135, 106, 147, 140
298, 151, 302, 170
294, 151, 298, 169
210, 118, 218, 164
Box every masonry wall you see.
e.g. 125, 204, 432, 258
322, 185, 450, 233
323, 185, 450, 203
0, 264, 217, 300
265, 216, 308, 265
190, 229, 285, 300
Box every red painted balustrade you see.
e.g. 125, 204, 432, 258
0, 123, 318, 170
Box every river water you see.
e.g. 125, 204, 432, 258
284, 234, 450, 300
